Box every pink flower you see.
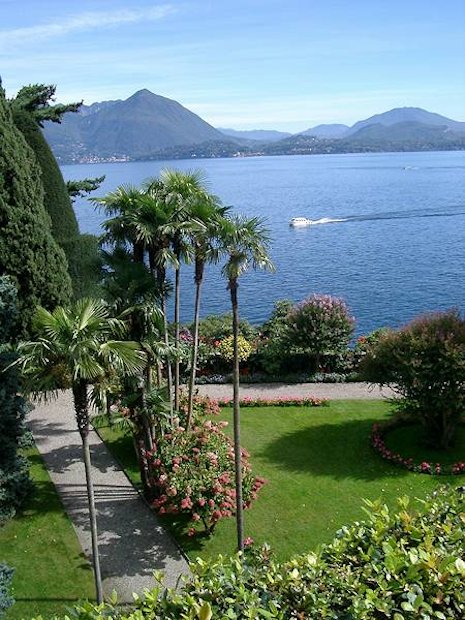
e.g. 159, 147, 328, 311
181, 497, 193, 510
192, 513, 201, 521
187, 528, 196, 537
243, 536, 254, 547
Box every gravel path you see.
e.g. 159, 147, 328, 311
196, 381, 395, 401
29, 390, 189, 603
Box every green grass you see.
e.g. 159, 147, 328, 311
99, 400, 461, 562
0, 448, 95, 619
385, 423, 465, 465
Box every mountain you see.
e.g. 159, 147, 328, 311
299, 124, 349, 139
218, 128, 292, 142
347, 107, 465, 136
43, 95, 465, 164
43, 89, 227, 163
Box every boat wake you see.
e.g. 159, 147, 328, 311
294, 205, 465, 227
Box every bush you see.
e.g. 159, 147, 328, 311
52, 486, 465, 619
285, 294, 355, 372
361, 309, 465, 450
217, 334, 253, 363
0, 564, 14, 618
147, 394, 264, 535
0, 277, 32, 524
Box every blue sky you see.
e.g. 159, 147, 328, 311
1, 0, 464, 131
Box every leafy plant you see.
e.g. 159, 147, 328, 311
0, 564, 14, 618
361, 309, 465, 450
47, 486, 465, 619
148, 394, 264, 535
285, 294, 355, 371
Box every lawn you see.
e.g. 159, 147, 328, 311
0, 447, 95, 619
99, 399, 460, 562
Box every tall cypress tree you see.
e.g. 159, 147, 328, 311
0, 86, 71, 337
10, 84, 103, 300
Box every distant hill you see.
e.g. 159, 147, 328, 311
346, 107, 465, 136
43, 96, 465, 164
44, 89, 228, 163
218, 128, 292, 142
299, 124, 349, 139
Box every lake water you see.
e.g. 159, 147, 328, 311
62, 151, 465, 336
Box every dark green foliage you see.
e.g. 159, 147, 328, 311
11, 92, 103, 300
0, 564, 14, 618
53, 486, 465, 619
361, 309, 465, 450
66, 176, 105, 200
62, 234, 103, 300
12, 109, 79, 243
257, 299, 293, 374
195, 313, 257, 342
10, 84, 81, 127
0, 88, 71, 337
0, 277, 32, 524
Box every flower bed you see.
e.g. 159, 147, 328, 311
218, 395, 328, 408
371, 421, 465, 475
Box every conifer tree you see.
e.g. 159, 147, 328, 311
0, 86, 71, 337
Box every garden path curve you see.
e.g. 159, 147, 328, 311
29, 390, 189, 603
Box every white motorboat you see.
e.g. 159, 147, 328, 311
289, 217, 313, 227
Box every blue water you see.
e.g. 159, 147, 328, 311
62, 151, 465, 336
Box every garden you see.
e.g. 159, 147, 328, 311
1, 83, 465, 618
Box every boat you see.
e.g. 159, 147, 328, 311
289, 217, 313, 227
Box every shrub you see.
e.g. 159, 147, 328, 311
0, 277, 32, 524
0, 86, 71, 337
217, 334, 254, 363
361, 309, 465, 450
53, 486, 465, 619
218, 395, 328, 407
147, 395, 264, 535
0, 564, 14, 618
285, 294, 355, 371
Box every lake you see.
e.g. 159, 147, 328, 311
62, 151, 465, 336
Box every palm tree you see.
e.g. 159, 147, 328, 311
221, 216, 274, 551
15, 299, 146, 604
157, 169, 209, 410
186, 198, 230, 428
93, 185, 145, 263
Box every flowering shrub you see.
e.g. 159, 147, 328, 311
371, 421, 465, 475
218, 395, 328, 408
361, 310, 465, 450
148, 395, 265, 535
285, 294, 355, 371
217, 334, 254, 363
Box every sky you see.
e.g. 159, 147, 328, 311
1, 0, 464, 132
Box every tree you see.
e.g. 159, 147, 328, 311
361, 309, 465, 450
285, 294, 355, 372
221, 216, 274, 550
9, 83, 81, 126
10, 84, 102, 300
0, 85, 71, 338
16, 299, 146, 603
0, 277, 32, 524
158, 169, 208, 411
186, 199, 229, 427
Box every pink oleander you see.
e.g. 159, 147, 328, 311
371, 422, 465, 476
218, 395, 328, 408
147, 393, 266, 536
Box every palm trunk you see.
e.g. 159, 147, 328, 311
72, 381, 103, 604
174, 262, 181, 411
187, 257, 204, 429
161, 289, 174, 421
230, 278, 244, 552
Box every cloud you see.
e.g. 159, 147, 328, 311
0, 5, 175, 48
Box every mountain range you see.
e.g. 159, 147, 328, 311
43, 89, 465, 164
